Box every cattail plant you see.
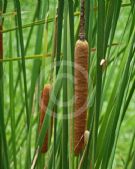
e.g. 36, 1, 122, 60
74, 0, 89, 156
39, 84, 53, 153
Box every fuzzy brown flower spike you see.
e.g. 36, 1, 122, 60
74, 39, 88, 156
74, 0, 89, 156
39, 84, 52, 153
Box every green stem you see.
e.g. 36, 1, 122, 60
62, 1, 68, 169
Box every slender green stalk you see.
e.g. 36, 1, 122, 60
24, 0, 41, 54
56, 0, 64, 74
68, 1, 74, 168
124, 131, 135, 169
130, 150, 135, 169
3, 0, 7, 13
14, 0, 29, 129
62, 1, 68, 169
0, 4, 9, 168
9, 32, 17, 169
68, 0, 74, 65
0, 53, 52, 62
53, 0, 64, 168
94, 0, 105, 163
85, 0, 90, 40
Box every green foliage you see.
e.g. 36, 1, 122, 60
0, 0, 135, 169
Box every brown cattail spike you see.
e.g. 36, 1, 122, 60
39, 84, 52, 153
74, 39, 89, 155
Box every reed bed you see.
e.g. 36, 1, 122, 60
0, 0, 135, 169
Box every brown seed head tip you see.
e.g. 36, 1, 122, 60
76, 39, 89, 49
43, 84, 51, 92
42, 84, 52, 99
